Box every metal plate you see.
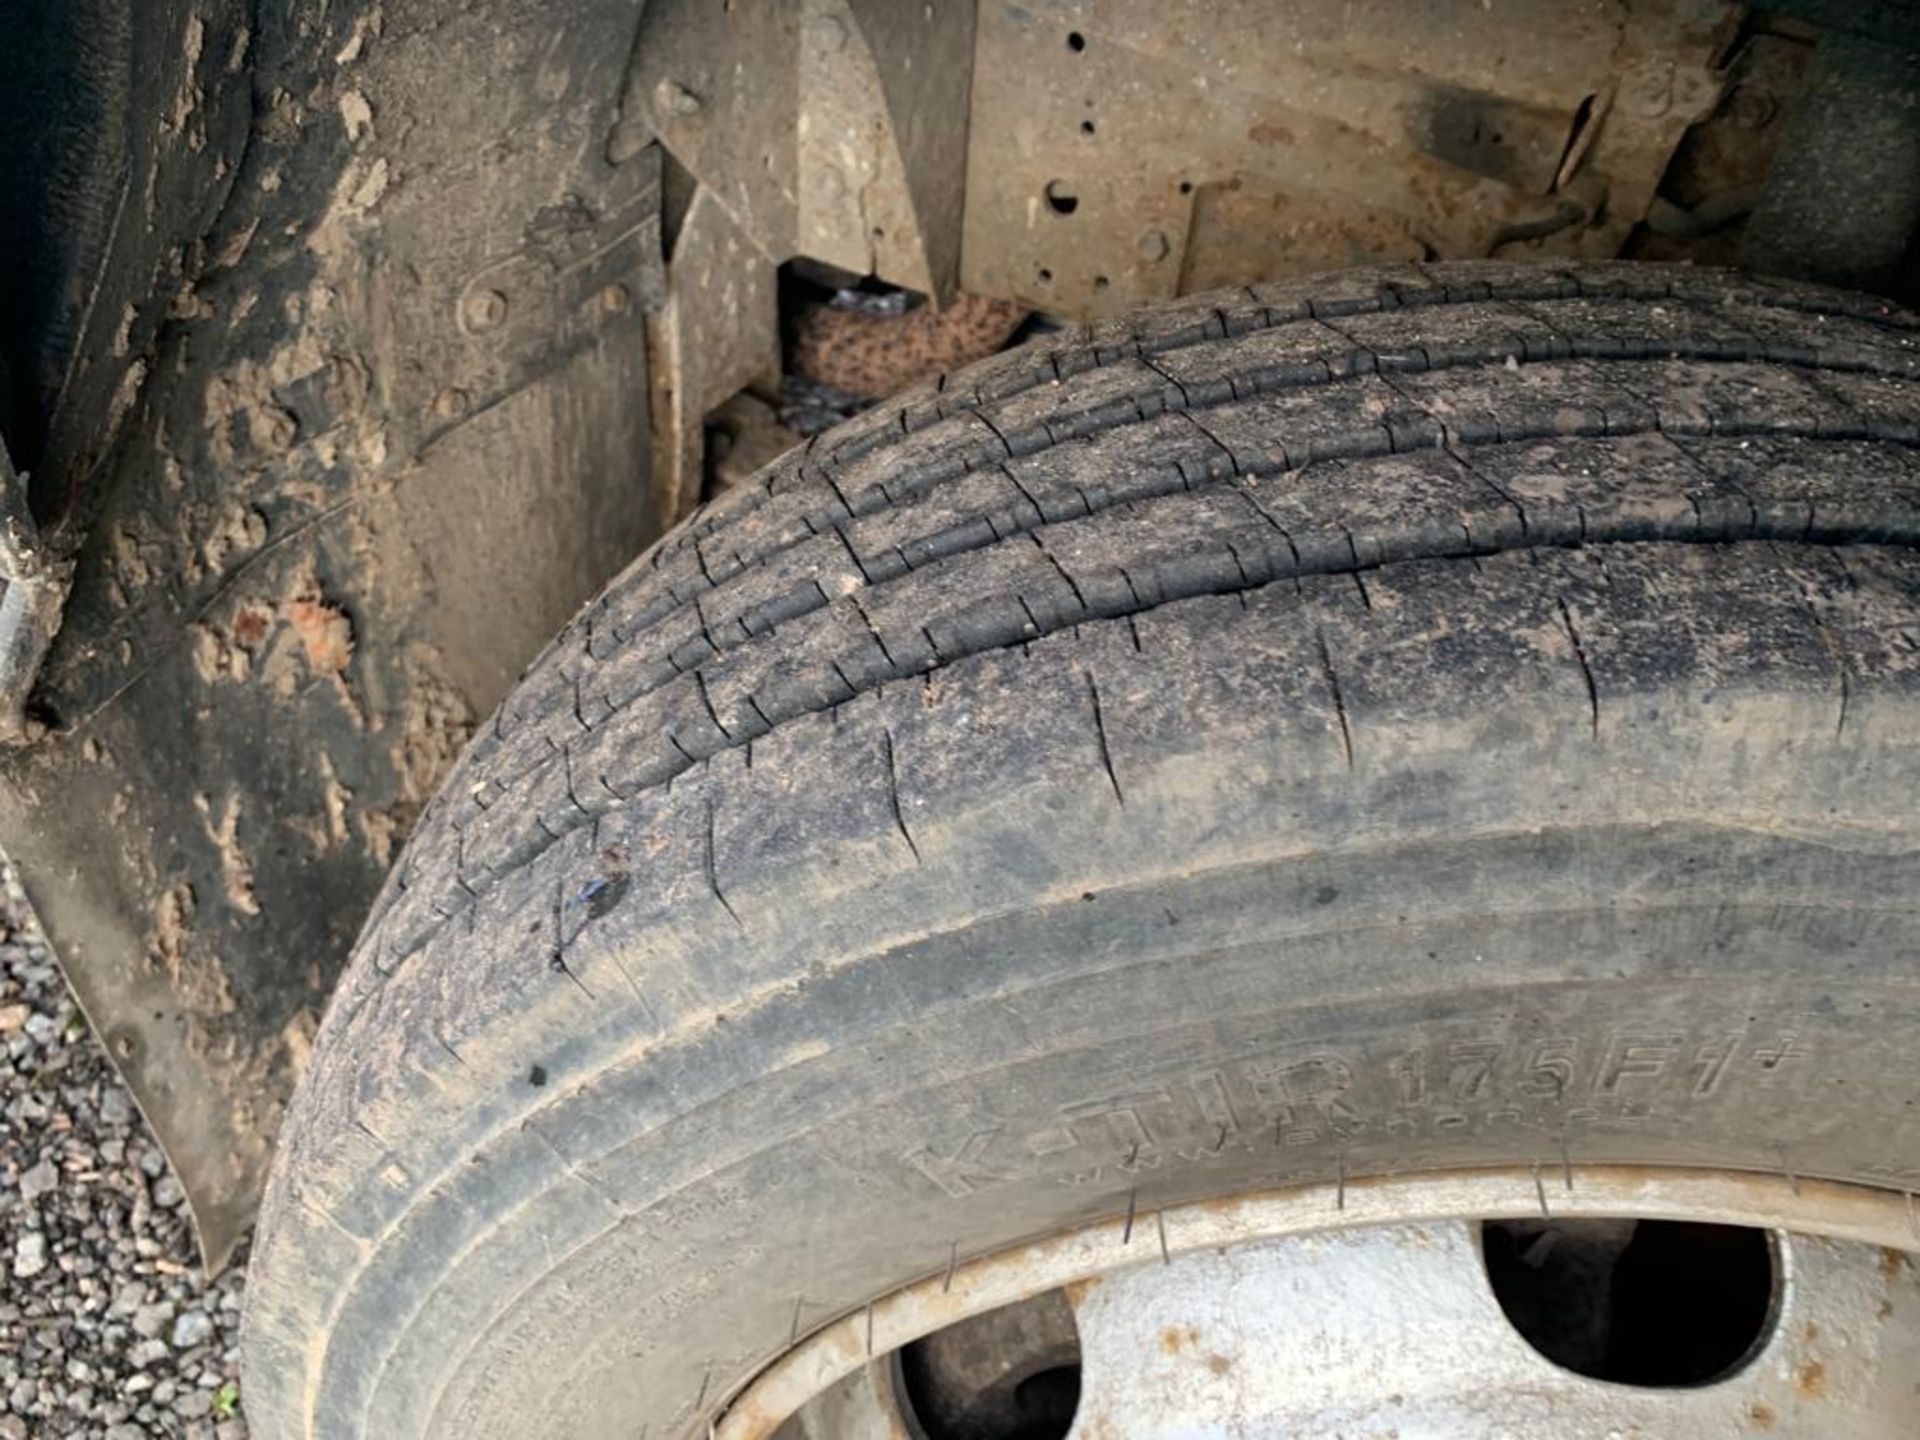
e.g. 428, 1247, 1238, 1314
961, 0, 1733, 317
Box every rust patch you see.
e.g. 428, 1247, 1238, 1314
230, 600, 274, 649
1879, 1246, 1910, 1280
1061, 1276, 1103, 1308
790, 292, 1027, 401
1795, 1358, 1826, 1398
284, 581, 354, 676
1158, 1324, 1199, 1354
1748, 1401, 1776, 1429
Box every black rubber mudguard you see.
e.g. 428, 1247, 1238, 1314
0, 0, 663, 1270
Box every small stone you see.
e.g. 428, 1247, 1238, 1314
12, 1232, 46, 1279
18, 1157, 57, 1202
152, 1174, 185, 1209
174, 1387, 213, 1420
99, 1089, 133, 1126
171, 1310, 214, 1349
0, 1003, 28, 1033
130, 1338, 170, 1368
132, 1303, 172, 1338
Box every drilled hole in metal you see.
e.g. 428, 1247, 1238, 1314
899, 1290, 1080, 1440
1044, 181, 1079, 216
1066, 30, 1086, 51
1482, 1219, 1777, 1386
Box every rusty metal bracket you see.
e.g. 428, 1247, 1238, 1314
625, 0, 977, 522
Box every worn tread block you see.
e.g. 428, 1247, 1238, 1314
1679, 436, 1920, 543
1465, 431, 1738, 545
1185, 374, 1407, 471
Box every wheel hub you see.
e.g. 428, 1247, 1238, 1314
725, 1168, 1920, 1439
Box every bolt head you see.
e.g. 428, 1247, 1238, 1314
655, 78, 702, 118
462, 289, 508, 333
1621, 63, 1675, 118
1137, 228, 1170, 262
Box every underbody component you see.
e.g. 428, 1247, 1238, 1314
631, 0, 978, 522
639, 0, 1744, 520
960, 0, 1735, 314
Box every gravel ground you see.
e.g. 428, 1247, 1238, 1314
0, 868, 248, 1438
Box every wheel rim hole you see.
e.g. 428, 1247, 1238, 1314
899, 1290, 1081, 1440
1482, 1218, 1777, 1386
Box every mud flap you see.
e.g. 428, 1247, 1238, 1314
0, 0, 663, 1271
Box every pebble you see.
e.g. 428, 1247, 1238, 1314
13, 1232, 46, 1279
171, 1310, 214, 1350
18, 1157, 57, 1203
131, 1303, 172, 1339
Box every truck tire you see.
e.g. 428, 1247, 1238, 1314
243, 261, 1920, 1440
